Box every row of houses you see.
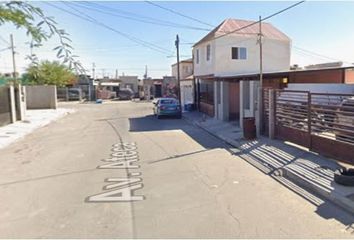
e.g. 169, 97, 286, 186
93, 75, 181, 100
172, 18, 354, 133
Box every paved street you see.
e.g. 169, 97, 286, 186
0, 101, 353, 238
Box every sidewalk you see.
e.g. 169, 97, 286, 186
0, 108, 75, 150
183, 110, 354, 214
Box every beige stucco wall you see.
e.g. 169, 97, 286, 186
193, 35, 290, 77
193, 40, 216, 77
171, 62, 193, 80
26, 85, 57, 109
180, 80, 194, 108
119, 76, 139, 93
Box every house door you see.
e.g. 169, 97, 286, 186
155, 85, 162, 98
229, 82, 240, 121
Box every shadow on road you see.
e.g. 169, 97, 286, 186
234, 140, 354, 231
129, 114, 226, 150
129, 113, 354, 231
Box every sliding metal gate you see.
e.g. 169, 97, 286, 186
264, 89, 354, 165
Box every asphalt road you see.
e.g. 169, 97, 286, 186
0, 101, 353, 238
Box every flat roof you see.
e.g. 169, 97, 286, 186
196, 66, 354, 80
171, 58, 193, 67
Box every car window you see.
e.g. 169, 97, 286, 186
160, 99, 177, 105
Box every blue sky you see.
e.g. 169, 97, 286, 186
0, 1, 354, 78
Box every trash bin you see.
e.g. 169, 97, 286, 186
184, 103, 193, 111
243, 117, 256, 140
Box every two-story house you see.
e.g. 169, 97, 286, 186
193, 18, 291, 128
171, 58, 194, 109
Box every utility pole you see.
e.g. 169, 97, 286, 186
92, 62, 96, 79
257, 16, 263, 136
144, 65, 148, 79
10, 34, 17, 81
175, 34, 182, 115
259, 16, 263, 89
144, 65, 150, 100
115, 68, 118, 80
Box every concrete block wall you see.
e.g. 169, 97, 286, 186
26, 85, 57, 109
0, 86, 12, 126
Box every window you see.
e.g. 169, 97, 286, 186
160, 99, 178, 105
196, 49, 199, 64
182, 66, 187, 74
206, 44, 211, 61
231, 47, 247, 60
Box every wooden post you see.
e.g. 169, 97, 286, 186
269, 89, 275, 139
307, 92, 312, 149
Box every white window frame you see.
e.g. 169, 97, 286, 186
196, 49, 200, 64
231, 47, 247, 60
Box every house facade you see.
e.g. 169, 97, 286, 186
142, 78, 163, 100
171, 59, 194, 109
119, 75, 139, 94
193, 18, 291, 125
162, 76, 177, 98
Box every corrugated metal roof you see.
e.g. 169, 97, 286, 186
193, 18, 290, 47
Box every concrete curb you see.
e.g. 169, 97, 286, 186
0, 108, 75, 150
183, 115, 354, 215
182, 116, 240, 148
283, 167, 354, 215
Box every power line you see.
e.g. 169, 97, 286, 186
61, 1, 172, 54
45, 2, 172, 55
214, 1, 305, 40
145, 1, 215, 28
292, 45, 351, 63
0, 35, 10, 45
76, 1, 211, 32
290, 44, 354, 67
0, 47, 11, 52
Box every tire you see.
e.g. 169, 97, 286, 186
157, 115, 161, 119
334, 168, 354, 186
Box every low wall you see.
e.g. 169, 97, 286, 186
286, 83, 354, 94
200, 102, 214, 117
26, 85, 57, 109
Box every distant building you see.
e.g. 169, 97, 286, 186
143, 78, 162, 99
162, 76, 177, 98
171, 58, 194, 109
119, 75, 139, 94
171, 58, 193, 80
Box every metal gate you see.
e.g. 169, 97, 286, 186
264, 89, 354, 165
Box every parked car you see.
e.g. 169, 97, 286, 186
153, 98, 181, 119
118, 88, 134, 100
68, 88, 82, 101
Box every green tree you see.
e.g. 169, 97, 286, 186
26, 60, 76, 87
0, 1, 84, 72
